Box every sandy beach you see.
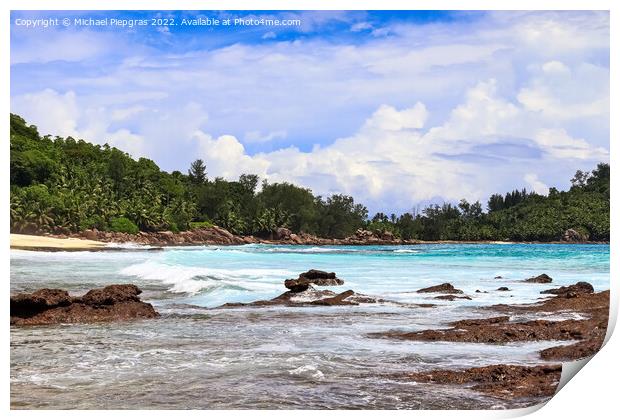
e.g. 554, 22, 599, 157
10, 234, 107, 251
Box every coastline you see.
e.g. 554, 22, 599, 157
9, 227, 607, 251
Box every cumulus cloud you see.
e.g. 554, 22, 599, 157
10, 11, 609, 213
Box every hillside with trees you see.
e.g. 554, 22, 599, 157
10, 114, 610, 241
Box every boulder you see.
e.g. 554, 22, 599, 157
10, 284, 158, 326
523, 274, 553, 284
275, 227, 292, 240
284, 269, 344, 292
10, 288, 72, 318
497, 287, 511, 292
80, 284, 142, 306
417, 283, 463, 294
541, 282, 594, 297
562, 229, 589, 242
83, 229, 99, 241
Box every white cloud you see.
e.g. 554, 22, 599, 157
11, 89, 146, 157
244, 130, 287, 143
524, 173, 548, 195
363, 103, 428, 131
10, 11, 609, 212
534, 128, 608, 160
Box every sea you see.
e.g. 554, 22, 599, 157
10, 243, 610, 409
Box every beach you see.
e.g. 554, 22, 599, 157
10, 234, 107, 251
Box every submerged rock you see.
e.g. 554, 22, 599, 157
417, 283, 463, 294
10, 284, 158, 326
523, 273, 553, 283
434, 295, 472, 301
400, 364, 562, 400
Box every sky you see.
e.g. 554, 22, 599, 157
10, 10, 610, 215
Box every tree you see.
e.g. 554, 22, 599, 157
188, 159, 207, 184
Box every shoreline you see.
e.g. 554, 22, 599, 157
10, 229, 608, 252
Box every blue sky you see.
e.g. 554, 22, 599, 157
10, 10, 609, 214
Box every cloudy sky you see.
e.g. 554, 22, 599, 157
10, 10, 609, 214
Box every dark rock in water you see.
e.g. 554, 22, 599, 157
10, 288, 72, 318
311, 290, 356, 306
523, 274, 553, 283
497, 287, 511, 291
400, 364, 562, 400
494, 276, 503, 279
434, 294, 472, 301
541, 282, 593, 297
284, 269, 344, 292
80, 284, 142, 306
10, 284, 158, 326
417, 283, 463, 294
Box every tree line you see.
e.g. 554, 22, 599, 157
10, 113, 610, 241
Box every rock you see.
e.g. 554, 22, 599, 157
284, 269, 344, 292
80, 284, 142, 306
10, 289, 72, 318
400, 364, 562, 400
275, 227, 292, 240
434, 295, 472, 301
562, 228, 589, 242
289, 233, 303, 244
541, 282, 593, 296
494, 276, 503, 279
497, 287, 511, 291
417, 283, 463, 294
10, 284, 158, 326
311, 290, 356, 306
83, 229, 99, 241
523, 273, 553, 283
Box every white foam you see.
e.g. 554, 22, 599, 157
120, 260, 293, 295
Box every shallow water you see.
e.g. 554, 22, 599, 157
10, 243, 610, 409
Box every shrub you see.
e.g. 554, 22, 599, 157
109, 217, 139, 234
189, 220, 213, 230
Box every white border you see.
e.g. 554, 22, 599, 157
2, 1, 616, 419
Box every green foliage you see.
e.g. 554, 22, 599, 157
189, 221, 214, 230
109, 217, 139, 234
9, 113, 610, 242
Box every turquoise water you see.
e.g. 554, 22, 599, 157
10, 243, 610, 409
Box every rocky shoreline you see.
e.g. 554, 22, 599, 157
9, 268, 610, 404
39, 226, 606, 248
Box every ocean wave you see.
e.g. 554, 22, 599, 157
392, 249, 420, 254
120, 261, 291, 295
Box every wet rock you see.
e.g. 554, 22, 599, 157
80, 284, 142, 306
284, 269, 344, 292
417, 283, 463, 294
523, 273, 553, 283
494, 276, 503, 279
541, 282, 593, 297
10, 289, 72, 318
400, 364, 562, 400
10, 284, 158, 326
497, 287, 510, 291
434, 295, 472, 301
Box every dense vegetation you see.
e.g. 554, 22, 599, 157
10, 114, 610, 241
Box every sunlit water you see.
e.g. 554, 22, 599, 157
10, 243, 609, 409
